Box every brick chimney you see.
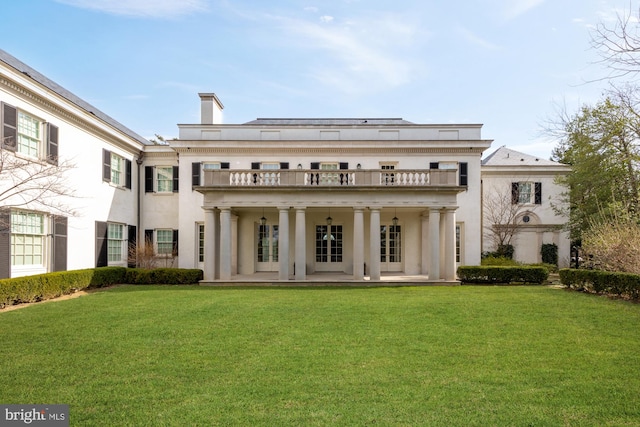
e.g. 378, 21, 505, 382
199, 93, 224, 124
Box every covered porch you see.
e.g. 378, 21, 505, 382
196, 167, 465, 283
200, 271, 460, 286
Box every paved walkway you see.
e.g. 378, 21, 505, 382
201, 272, 459, 286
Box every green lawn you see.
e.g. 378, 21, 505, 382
1, 285, 639, 426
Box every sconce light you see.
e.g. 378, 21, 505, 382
392, 208, 399, 226
326, 208, 332, 226
260, 208, 267, 226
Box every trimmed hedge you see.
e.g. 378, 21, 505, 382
0, 267, 203, 309
559, 268, 640, 300
125, 268, 203, 285
457, 266, 549, 285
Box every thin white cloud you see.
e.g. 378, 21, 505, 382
456, 26, 501, 50
55, 0, 208, 19
304, 6, 319, 13
270, 13, 430, 94
503, 0, 545, 20
320, 15, 334, 23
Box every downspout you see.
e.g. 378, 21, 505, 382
136, 150, 144, 267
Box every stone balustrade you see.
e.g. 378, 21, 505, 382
201, 169, 460, 187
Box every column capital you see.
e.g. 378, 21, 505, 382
277, 206, 291, 211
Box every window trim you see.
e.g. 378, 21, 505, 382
107, 222, 126, 266
10, 210, 47, 270
512, 181, 542, 205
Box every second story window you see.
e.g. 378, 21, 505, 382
17, 111, 41, 158
102, 149, 132, 189
156, 166, 174, 192
145, 165, 179, 193
512, 182, 542, 205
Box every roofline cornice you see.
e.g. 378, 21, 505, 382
0, 73, 145, 154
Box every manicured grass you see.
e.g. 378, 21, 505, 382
1, 285, 640, 426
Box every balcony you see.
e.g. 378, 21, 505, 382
200, 169, 460, 187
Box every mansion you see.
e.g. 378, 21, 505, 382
0, 49, 571, 281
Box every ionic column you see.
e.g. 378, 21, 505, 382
369, 208, 381, 281
444, 207, 456, 281
278, 207, 290, 280
220, 208, 232, 280
421, 211, 429, 275
353, 208, 365, 280
429, 208, 441, 280
295, 207, 306, 280
203, 207, 217, 281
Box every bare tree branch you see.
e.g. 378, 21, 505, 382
591, 3, 640, 79
0, 146, 78, 224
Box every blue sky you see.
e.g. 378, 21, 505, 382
2, 0, 629, 158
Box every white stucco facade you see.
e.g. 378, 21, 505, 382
0, 50, 571, 280
481, 146, 571, 267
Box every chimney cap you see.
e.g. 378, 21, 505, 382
198, 93, 224, 110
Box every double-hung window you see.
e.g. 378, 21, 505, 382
102, 149, 132, 189
156, 229, 174, 255
110, 153, 123, 186
145, 166, 178, 193
107, 223, 125, 263
17, 112, 41, 158
2, 103, 59, 165
10, 210, 45, 267
157, 167, 174, 192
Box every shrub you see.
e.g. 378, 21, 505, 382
559, 268, 640, 300
481, 256, 520, 266
541, 243, 558, 265
457, 266, 549, 285
0, 267, 126, 308
0, 267, 203, 309
125, 268, 203, 285
583, 214, 640, 274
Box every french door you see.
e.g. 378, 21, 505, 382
315, 224, 343, 271
256, 224, 279, 271
381, 224, 402, 271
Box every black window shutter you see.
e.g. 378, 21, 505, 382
102, 149, 111, 182
535, 182, 542, 204
251, 162, 260, 170
1, 103, 17, 151
192, 162, 201, 186
430, 162, 439, 169
172, 166, 179, 193
125, 159, 132, 189
0, 209, 10, 279
511, 183, 519, 204
46, 123, 59, 166
459, 162, 468, 186
221, 162, 230, 169
127, 225, 137, 268
280, 162, 289, 169
144, 229, 154, 246
53, 216, 67, 272
310, 162, 320, 170
145, 166, 154, 193
95, 221, 108, 267
172, 229, 179, 256
339, 162, 349, 170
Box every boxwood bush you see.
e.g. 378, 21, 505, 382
457, 266, 549, 285
559, 268, 640, 300
0, 267, 203, 309
125, 268, 203, 285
